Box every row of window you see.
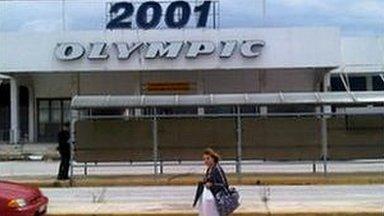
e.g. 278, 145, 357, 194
331, 75, 384, 91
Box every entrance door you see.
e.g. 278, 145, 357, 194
0, 83, 29, 143
0, 83, 10, 142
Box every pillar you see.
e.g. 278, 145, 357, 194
236, 106, 242, 174
321, 116, 328, 175
28, 85, 35, 142
321, 72, 330, 175
153, 108, 159, 175
10, 78, 19, 144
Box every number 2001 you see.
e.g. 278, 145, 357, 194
107, 0, 213, 30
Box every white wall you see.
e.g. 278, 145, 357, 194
332, 37, 384, 74
0, 27, 341, 73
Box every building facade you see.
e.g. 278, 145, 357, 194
0, 27, 383, 148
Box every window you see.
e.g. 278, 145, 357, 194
240, 105, 257, 114
204, 106, 235, 114
156, 107, 197, 115
331, 76, 367, 91
373, 76, 384, 91
37, 99, 70, 142
331, 76, 345, 92
349, 76, 367, 91
90, 108, 125, 116
268, 105, 315, 113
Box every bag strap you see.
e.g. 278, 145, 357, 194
216, 164, 229, 190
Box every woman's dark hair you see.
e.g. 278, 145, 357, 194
203, 148, 220, 163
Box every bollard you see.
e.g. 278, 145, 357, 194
160, 160, 164, 174
84, 162, 88, 176
312, 161, 316, 173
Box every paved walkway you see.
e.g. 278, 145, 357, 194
43, 185, 384, 215
1, 160, 383, 177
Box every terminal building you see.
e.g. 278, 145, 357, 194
0, 25, 383, 168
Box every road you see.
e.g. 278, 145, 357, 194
0, 160, 383, 177
42, 185, 384, 214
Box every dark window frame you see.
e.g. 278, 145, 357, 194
37, 98, 71, 142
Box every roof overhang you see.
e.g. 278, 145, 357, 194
71, 92, 384, 109
331, 64, 384, 74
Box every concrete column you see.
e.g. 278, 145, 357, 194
321, 72, 330, 175
235, 106, 242, 174
321, 116, 328, 175
153, 108, 159, 175
69, 109, 79, 183
10, 78, 19, 144
28, 85, 35, 142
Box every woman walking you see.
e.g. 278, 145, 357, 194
196, 148, 232, 216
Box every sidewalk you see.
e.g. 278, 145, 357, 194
4, 172, 384, 188
43, 185, 384, 215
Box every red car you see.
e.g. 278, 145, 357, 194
0, 181, 48, 216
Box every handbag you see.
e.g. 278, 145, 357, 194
214, 166, 240, 215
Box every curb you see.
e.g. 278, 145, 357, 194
9, 172, 384, 188
47, 213, 382, 216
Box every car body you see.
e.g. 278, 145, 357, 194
0, 181, 48, 216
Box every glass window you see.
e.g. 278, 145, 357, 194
51, 101, 61, 123
91, 109, 125, 116
240, 106, 257, 114
37, 98, 70, 142
63, 101, 71, 123
268, 105, 315, 113
38, 108, 50, 123
348, 76, 367, 91
331, 76, 367, 91
156, 107, 197, 115
39, 100, 49, 109
373, 76, 384, 91
204, 106, 235, 114
331, 76, 345, 92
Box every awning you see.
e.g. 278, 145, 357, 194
0, 74, 12, 80
331, 64, 384, 74
71, 91, 384, 109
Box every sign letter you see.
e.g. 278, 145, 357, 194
114, 42, 143, 59
241, 40, 265, 58
88, 42, 109, 60
186, 41, 215, 58
55, 43, 85, 61
145, 41, 184, 59
220, 41, 237, 58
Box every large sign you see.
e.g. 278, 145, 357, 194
107, 0, 217, 30
54, 40, 265, 61
0, 28, 341, 72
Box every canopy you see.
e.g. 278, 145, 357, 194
331, 64, 384, 74
71, 91, 384, 109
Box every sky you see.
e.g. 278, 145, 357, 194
0, 0, 383, 36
